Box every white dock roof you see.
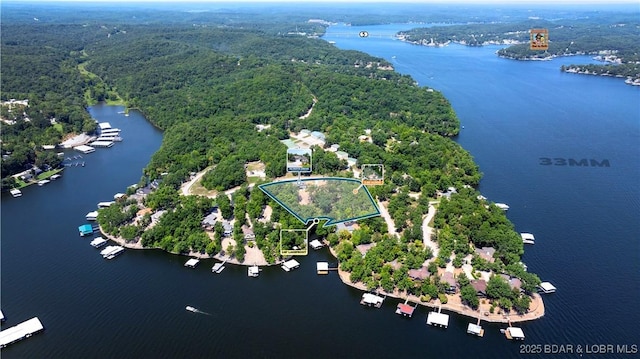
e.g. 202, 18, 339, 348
362, 293, 384, 305
98, 122, 112, 130
0, 317, 44, 347
467, 323, 482, 335
427, 311, 450, 327
520, 233, 535, 241
74, 145, 95, 154
283, 259, 300, 269
316, 262, 329, 271
310, 239, 323, 249
185, 258, 200, 267
539, 282, 556, 292
507, 327, 525, 339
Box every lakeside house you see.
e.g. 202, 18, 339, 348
475, 246, 496, 263
242, 226, 255, 241
201, 212, 217, 231
441, 271, 457, 294
408, 266, 430, 280
356, 243, 375, 257
471, 279, 488, 297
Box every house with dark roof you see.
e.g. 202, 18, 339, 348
441, 271, 457, 294
470, 279, 488, 297
408, 267, 430, 280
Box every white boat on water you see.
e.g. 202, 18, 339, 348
37, 180, 50, 186
50, 174, 62, 180
100, 245, 124, 259
10, 189, 22, 197
185, 306, 197, 312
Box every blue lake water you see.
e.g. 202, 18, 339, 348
2, 24, 639, 359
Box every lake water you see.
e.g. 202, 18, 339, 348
2, 24, 639, 358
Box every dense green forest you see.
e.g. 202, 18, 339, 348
400, 19, 640, 82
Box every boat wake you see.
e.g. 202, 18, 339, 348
185, 306, 212, 316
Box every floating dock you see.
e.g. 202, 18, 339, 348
426, 307, 449, 328
184, 258, 200, 268
521, 233, 535, 245
100, 245, 124, 259
10, 189, 22, 197
98, 122, 112, 130
538, 282, 556, 293
467, 317, 484, 337
78, 224, 94, 236
395, 300, 417, 318
495, 203, 510, 211
90, 237, 108, 248
281, 259, 300, 272
316, 262, 329, 275
74, 145, 95, 154
505, 326, 525, 340
97, 201, 115, 208
86, 211, 99, 221
212, 259, 227, 273
310, 239, 324, 250
0, 317, 44, 348
90, 140, 114, 148
360, 293, 385, 308
248, 265, 260, 277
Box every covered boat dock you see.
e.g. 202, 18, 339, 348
0, 317, 44, 348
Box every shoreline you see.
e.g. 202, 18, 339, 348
328, 247, 545, 324
98, 224, 280, 266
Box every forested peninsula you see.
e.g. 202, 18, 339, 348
1, 4, 542, 321
399, 18, 640, 85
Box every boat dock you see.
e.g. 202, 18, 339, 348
395, 299, 417, 318
316, 262, 329, 275
310, 239, 324, 250
360, 293, 385, 308
281, 259, 300, 272
97, 201, 115, 208
90, 140, 114, 148
86, 211, 99, 221
37, 179, 50, 186
248, 264, 260, 277
10, 189, 22, 197
212, 259, 227, 273
521, 233, 535, 245
50, 174, 62, 180
505, 326, 525, 340
74, 145, 95, 154
78, 224, 94, 236
90, 237, 108, 248
184, 258, 200, 268
100, 245, 124, 259
426, 306, 449, 328
538, 281, 557, 293
467, 317, 484, 337
0, 317, 44, 348
495, 203, 510, 211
